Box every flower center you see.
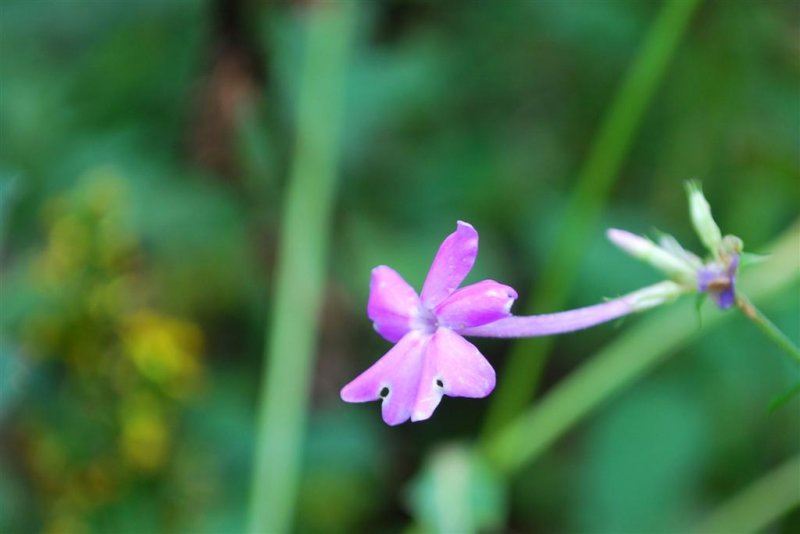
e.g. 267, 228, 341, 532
411, 307, 438, 334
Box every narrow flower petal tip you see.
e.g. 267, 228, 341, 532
420, 221, 479, 308
435, 280, 517, 330
342, 221, 509, 425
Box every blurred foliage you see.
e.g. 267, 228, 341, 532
2, 171, 209, 532
407, 444, 506, 533
1, 0, 798, 532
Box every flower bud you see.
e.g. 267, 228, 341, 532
686, 181, 722, 254
607, 228, 695, 281
719, 235, 743, 256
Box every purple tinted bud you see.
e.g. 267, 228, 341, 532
697, 253, 739, 310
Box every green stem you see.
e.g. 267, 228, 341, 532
736, 293, 800, 365
690, 454, 800, 534
482, 0, 702, 436
246, 4, 355, 534
482, 222, 799, 475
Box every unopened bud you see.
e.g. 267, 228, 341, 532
607, 228, 695, 281
686, 181, 722, 254
719, 235, 743, 256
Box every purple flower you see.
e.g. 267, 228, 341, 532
340, 221, 674, 426
340, 221, 517, 425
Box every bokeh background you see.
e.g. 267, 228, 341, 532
1, 0, 798, 532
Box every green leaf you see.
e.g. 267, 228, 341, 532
739, 251, 771, 268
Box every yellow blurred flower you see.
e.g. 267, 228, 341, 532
122, 310, 204, 399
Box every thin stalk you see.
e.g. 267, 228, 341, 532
462, 281, 681, 338
690, 454, 800, 534
482, 222, 799, 475
483, 0, 703, 435
246, 4, 355, 533
736, 293, 800, 365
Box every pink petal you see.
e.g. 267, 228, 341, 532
435, 279, 517, 331
340, 332, 430, 426
420, 221, 479, 308
367, 266, 424, 343
410, 327, 495, 422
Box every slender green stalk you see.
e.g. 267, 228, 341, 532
737, 293, 800, 365
483, 0, 703, 435
690, 454, 800, 534
482, 222, 799, 475
246, 4, 355, 533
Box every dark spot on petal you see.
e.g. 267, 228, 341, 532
379, 387, 390, 398
435, 379, 444, 388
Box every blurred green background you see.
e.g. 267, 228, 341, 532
1, 0, 798, 532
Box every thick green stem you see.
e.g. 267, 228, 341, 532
246, 4, 355, 533
482, 222, 799, 475
483, 0, 703, 435
690, 454, 800, 534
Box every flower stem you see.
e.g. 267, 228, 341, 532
246, 4, 355, 533
463, 282, 681, 338
481, 222, 800, 476
482, 0, 703, 436
690, 454, 800, 534
736, 293, 800, 365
